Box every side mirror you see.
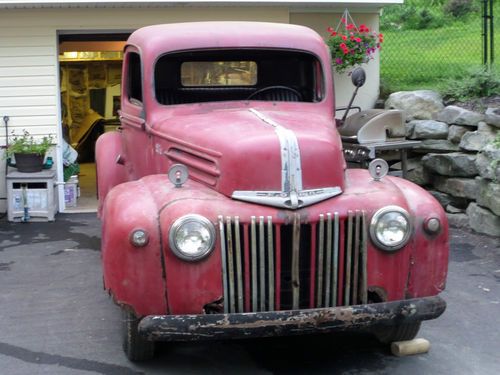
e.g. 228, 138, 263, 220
351, 67, 366, 88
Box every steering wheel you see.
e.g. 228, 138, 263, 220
247, 85, 303, 101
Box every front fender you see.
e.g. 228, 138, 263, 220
101, 179, 167, 316
388, 176, 449, 298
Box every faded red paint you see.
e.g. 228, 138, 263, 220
97, 22, 448, 331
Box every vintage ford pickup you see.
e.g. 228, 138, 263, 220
96, 22, 448, 361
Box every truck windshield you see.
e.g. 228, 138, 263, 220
155, 49, 324, 105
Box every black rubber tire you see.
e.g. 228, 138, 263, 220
374, 322, 422, 344
122, 309, 155, 361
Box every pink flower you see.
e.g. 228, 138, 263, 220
355, 37, 362, 43
341, 35, 347, 41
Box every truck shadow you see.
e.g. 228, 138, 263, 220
145, 332, 393, 373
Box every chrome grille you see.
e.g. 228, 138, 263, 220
218, 210, 367, 313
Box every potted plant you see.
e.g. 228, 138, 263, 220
326, 10, 384, 74
5, 130, 53, 172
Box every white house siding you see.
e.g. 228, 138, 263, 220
0, 5, 382, 212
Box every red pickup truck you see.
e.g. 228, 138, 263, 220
96, 22, 448, 361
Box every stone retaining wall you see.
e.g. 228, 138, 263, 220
386, 91, 500, 237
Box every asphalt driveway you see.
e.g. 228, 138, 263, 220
0, 213, 499, 374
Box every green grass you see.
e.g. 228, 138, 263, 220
380, 2, 500, 93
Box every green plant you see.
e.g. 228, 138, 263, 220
492, 133, 500, 149
5, 130, 53, 158
440, 67, 500, 101
326, 20, 383, 74
444, 0, 475, 18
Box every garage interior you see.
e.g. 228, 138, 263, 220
58, 34, 128, 211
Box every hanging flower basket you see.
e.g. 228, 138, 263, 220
326, 9, 384, 74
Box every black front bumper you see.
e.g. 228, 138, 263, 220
139, 296, 446, 341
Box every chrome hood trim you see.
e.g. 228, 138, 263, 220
232, 187, 343, 209
232, 109, 342, 209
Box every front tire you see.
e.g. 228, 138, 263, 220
122, 309, 155, 361
374, 322, 421, 344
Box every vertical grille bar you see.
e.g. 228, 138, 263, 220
309, 223, 317, 309
316, 214, 325, 307
259, 216, 266, 311
331, 213, 339, 307
360, 212, 368, 305
275, 224, 282, 310
250, 216, 258, 312
243, 223, 251, 313
337, 219, 346, 306
225, 217, 236, 313
324, 213, 333, 307
291, 214, 301, 310
218, 215, 229, 314
234, 216, 244, 312
352, 212, 361, 304
344, 211, 354, 306
267, 216, 275, 311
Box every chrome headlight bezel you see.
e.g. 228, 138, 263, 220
370, 206, 412, 252
169, 214, 216, 261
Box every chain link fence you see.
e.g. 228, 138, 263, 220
380, 1, 498, 92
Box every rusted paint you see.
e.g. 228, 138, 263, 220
139, 296, 446, 341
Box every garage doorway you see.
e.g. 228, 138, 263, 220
58, 32, 129, 212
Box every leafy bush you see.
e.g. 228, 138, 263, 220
444, 0, 475, 18
381, 5, 445, 30
440, 67, 500, 101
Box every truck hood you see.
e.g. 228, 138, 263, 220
153, 107, 345, 209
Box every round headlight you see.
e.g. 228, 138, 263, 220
370, 206, 411, 251
169, 214, 216, 261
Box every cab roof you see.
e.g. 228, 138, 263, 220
127, 22, 329, 60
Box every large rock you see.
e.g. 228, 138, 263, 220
459, 131, 494, 152
475, 144, 500, 180
485, 107, 500, 128
477, 121, 497, 134
407, 165, 431, 186
407, 120, 448, 139
466, 203, 500, 237
432, 176, 478, 200
447, 213, 470, 229
448, 125, 469, 144
385, 90, 444, 120
429, 190, 469, 209
477, 178, 500, 216
436, 105, 484, 126
423, 153, 478, 177
413, 140, 460, 153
